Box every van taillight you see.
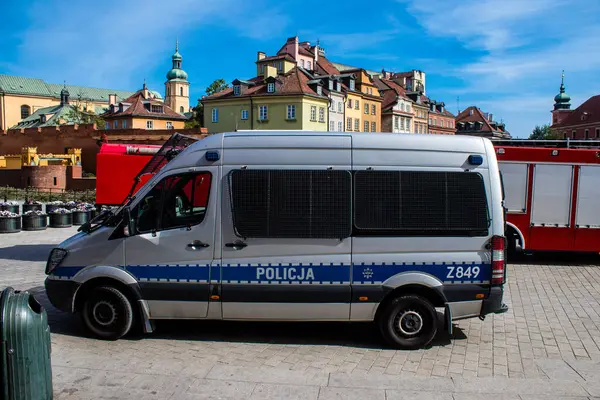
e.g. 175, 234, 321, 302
491, 235, 506, 285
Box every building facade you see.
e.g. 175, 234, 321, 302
455, 106, 510, 139
427, 100, 455, 134
102, 83, 187, 130
375, 77, 413, 133
0, 75, 133, 131
202, 67, 329, 133
550, 73, 600, 139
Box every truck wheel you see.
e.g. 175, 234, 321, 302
378, 295, 438, 350
82, 286, 133, 340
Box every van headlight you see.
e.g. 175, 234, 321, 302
46, 248, 68, 274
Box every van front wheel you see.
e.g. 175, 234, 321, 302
378, 295, 438, 350
82, 286, 133, 340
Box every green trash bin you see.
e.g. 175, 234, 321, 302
0, 287, 53, 400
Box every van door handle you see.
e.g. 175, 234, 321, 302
225, 241, 247, 250
187, 240, 210, 250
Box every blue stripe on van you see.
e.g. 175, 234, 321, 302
49, 262, 491, 285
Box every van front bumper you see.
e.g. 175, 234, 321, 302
45, 278, 79, 312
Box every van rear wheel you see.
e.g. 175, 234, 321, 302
378, 295, 438, 350
82, 286, 133, 340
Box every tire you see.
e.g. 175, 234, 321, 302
378, 295, 438, 350
82, 286, 133, 340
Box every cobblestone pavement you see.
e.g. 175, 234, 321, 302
1, 228, 600, 399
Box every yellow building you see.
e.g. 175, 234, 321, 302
0, 75, 134, 131
202, 67, 329, 133
0, 147, 82, 169
102, 83, 187, 130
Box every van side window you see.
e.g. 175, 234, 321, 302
354, 171, 489, 236
134, 172, 211, 233
229, 169, 351, 239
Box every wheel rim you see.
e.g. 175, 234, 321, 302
92, 300, 118, 327
395, 309, 424, 336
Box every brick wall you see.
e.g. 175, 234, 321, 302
561, 124, 600, 139
0, 124, 208, 174
21, 165, 67, 190
0, 170, 22, 187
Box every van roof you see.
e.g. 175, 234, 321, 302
191, 131, 488, 154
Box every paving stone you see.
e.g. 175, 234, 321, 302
318, 387, 385, 400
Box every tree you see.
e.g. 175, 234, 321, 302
205, 79, 229, 96
529, 124, 558, 140
64, 97, 106, 129
184, 99, 204, 128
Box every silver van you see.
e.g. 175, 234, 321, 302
45, 132, 508, 349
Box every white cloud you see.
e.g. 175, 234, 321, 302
14, 0, 288, 90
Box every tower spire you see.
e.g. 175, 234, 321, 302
176, 38, 179, 52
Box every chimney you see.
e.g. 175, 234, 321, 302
293, 36, 299, 61
108, 94, 117, 106
488, 113, 493, 122
257, 51, 266, 61
264, 65, 277, 79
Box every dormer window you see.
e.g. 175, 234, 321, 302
234, 85, 241, 96
267, 83, 275, 93
336, 82, 341, 91
307, 61, 312, 70
317, 86, 322, 95
151, 104, 163, 113
349, 80, 355, 90
328, 80, 333, 90
119, 104, 124, 112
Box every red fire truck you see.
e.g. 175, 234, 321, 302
95, 134, 199, 206
494, 139, 600, 256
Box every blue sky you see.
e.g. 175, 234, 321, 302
1, 0, 599, 138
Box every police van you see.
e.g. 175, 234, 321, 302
45, 131, 508, 349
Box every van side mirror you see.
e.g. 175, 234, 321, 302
122, 207, 135, 237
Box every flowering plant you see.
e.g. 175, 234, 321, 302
0, 201, 19, 206
65, 201, 78, 207
0, 210, 19, 218
49, 208, 72, 214
24, 200, 42, 205
23, 210, 47, 216
47, 201, 65, 205
75, 202, 95, 211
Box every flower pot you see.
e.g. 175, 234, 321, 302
49, 213, 72, 228
45, 204, 63, 214
21, 215, 48, 231
1, 205, 19, 214
72, 210, 91, 226
0, 217, 22, 233
23, 204, 43, 213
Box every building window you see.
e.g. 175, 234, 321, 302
347, 117, 352, 131
259, 105, 268, 121
400, 117, 405, 131
166, 121, 173, 129
317, 86, 322, 95
287, 105, 296, 120
212, 108, 219, 123
20, 105, 31, 119
112, 121, 117, 129
371, 121, 376, 132
348, 99, 352, 108
429, 118, 432, 125
329, 121, 334, 131
180, 106, 184, 113
310, 106, 317, 121
146, 120, 153, 129
364, 120, 369, 132
330, 100, 335, 110
241, 109, 248, 120
394, 117, 399, 129
267, 83, 275, 93
180, 87, 183, 96
355, 100, 359, 110
596, 128, 600, 138
301, 60, 305, 68
406, 104, 410, 112
319, 107, 325, 122
585, 129, 589, 139
53, 177, 57, 186
151, 105, 163, 113
338, 121, 343, 132
563, 132, 567, 139
364, 103, 369, 114
354, 119, 359, 131
469, 109, 474, 116
122, 120, 127, 129
260, 64, 265, 73
336, 82, 341, 91
371, 104, 376, 115
338, 102, 342, 113
277, 61, 283, 72
400, 103, 405, 112
234, 85, 241, 96
572, 130, 576, 138
349, 80, 355, 90
329, 80, 333, 90
307, 61, 312, 70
